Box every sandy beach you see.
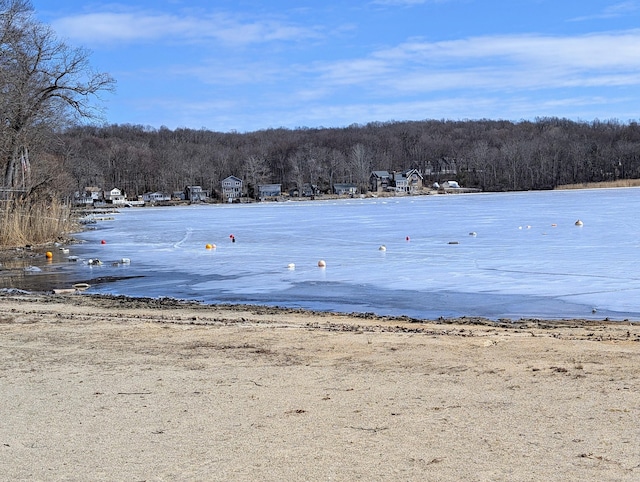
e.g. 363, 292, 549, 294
1, 291, 639, 481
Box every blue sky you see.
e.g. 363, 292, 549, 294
31, 0, 640, 132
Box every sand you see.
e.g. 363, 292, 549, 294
1, 292, 639, 481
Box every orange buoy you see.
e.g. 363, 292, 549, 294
45, 251, 53, 259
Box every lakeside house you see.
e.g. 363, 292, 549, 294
221, 176, 243, 202
185, 185, 207, 202
370, 171, 391, 193
104, 187, 126, 205
399, 168, 424, 193
258, 183, 282, 199
290, 183, 319, 197
142, 191, 171, 203
74, 186, 101, 205
333, 183, 358, 196
392, 172, 408, 192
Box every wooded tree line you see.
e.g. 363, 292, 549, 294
46, 117, 640, 198
4, 1, 640, 203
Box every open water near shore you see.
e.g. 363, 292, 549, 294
4, 188, 640, 321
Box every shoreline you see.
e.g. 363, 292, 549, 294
2, 290, 639, 330
1, 291, 639, 480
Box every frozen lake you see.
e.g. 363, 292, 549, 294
19, 188, 640, 320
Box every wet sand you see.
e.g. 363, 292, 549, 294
1, 292, 639, 480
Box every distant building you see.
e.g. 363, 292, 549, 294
184, 185, 207, 202
104, 187, 126, 204
370, 171, 391, 193
142, 191, 171, 203
301, 183, 319, 197
333, 183, 358, 196
393, 173, 408, 192
396, 169, 424, 193
74, 186, 101, 205
221, 176, 243, 202
258, 183, 282, 199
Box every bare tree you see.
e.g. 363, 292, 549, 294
1, 0, 115, 189
243, 154, 272, 197
349, 143, 371, 193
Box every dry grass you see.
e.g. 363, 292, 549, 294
555, 179, 640, 190
0, 198, 76, 247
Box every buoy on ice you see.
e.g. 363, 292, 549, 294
317, 259, 326, 268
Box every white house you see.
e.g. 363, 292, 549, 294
104, 187, 126, 204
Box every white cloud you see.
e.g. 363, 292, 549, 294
309, 30, 640, 96
52, 9, 321, 46
570, 1, 640, 21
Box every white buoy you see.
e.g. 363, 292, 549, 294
575, 220, 583, 226
287, 263, 295, 270
317, 259, 326, 268
469, 232, 477, 236
378, 245, 386, 251
120, 258, 131, 264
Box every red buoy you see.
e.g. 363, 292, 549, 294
101, 240, 106, 244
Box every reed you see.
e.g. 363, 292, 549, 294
0, 198, 76, 248
555, 179, 640, 190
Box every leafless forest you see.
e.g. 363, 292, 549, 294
48, 117, 640, 199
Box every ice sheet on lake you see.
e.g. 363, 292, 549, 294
69, 188, 640, 320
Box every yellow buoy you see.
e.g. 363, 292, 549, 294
45, 251, 53, 259
317, 259, 326, 268
205, 243, 214, 249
